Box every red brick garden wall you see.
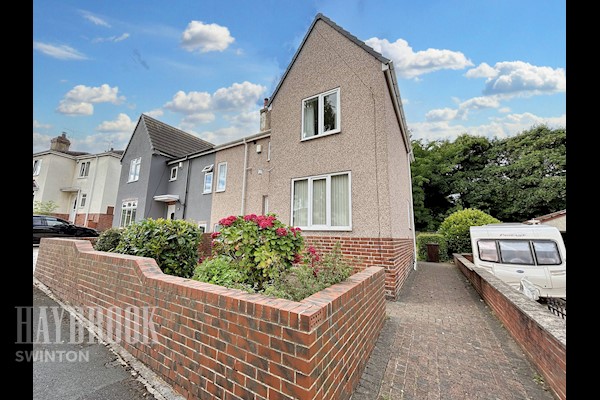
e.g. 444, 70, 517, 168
453, 254, 566, 400
304, 236, 414, 300
35, 238, 386, 400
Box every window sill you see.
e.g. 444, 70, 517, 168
78, 176, 88, 179
169, 179, 177, 182
215, 189, 226, 193
127, 179, 139, 184
203, 191, 212, 195
295, 226, 352, 232
301, 129, 340, 142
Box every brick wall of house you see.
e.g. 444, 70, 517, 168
304, 236, 414, 300
35, 238, 386, 400
453, 254, 566, 400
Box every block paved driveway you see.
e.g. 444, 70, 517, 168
352, 261, 555, 400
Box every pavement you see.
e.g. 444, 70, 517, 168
32, 246, 161, 400
351, 261, 556, 400
33, 247, 556, 399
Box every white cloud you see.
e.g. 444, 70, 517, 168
466, 61, 566, 96
81, 10, 111, 27
499, 107, 511, 113
425, 108, 458, 122
411, 112, 566, 142
92, 33, 130, 43
144, 109, 164, 118
213, 81, 266, 111
57, 84, 125, 116
164, 81, 265, 128
33, 120, 51, 129
96, 113, 136, 133
33, 42, 87, 60
181, 20, 234, 53
426, 96, 500, 121
165, 90, 212, 113
365, 37, 473, 79
190, 111, 260, 144
33, 131, 54, 153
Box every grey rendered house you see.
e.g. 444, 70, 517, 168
113, 115, 214, 229
114, 14, 416, 299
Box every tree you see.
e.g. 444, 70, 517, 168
410, 125, 566, 228
33, 200, 58, 215
438, 208, 500, 255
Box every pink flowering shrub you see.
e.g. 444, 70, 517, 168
209, 213, 304, 289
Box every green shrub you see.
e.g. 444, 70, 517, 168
192, 255, 248, 288
115, 218, 201, 278
438, 208, 500, 255
210, 214, 304, 290
94, 227, 123, 252
33, 200, 58, 215
263, 242, 353, 301
415, 233, 449, 261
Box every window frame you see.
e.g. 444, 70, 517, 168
267, 141, 271, 162
120, 200, 138, 228
290, 171, 352, 231
128, 157, 141, 183
33, 159, 42, 176
79, 193, 87, 208
203, 172, 213, 194
301, 87, 341, 141
79, 161, 91, 178
170, 166, 178, 181
197, 223, 207, 233
216, 162, 227, 192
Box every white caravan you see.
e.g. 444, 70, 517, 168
469, 223, 566, 299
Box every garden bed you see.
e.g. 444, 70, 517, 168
34, 238, 386, 400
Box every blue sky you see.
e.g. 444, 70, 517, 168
33, 0, 566, 153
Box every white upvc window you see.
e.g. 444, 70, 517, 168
216, 162, 227, 192
170, 166, 178, 181
301, 88, 340, 140
203, 172, 213, 194
79, 193, 87, 208
33, 159, 42, 176
267, 141, 271, 162
291, 172, 351, 230
120, 200, 138, 227
79, 161, 91, 177
128, 157, 141, 182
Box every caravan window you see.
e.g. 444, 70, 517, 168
533, 241, 561, 265
478, 240, 499, 262
498, 240, 535, 265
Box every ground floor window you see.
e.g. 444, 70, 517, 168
120, 200, 137, 227
291, 172, 351, 230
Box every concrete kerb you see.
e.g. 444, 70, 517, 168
33, 277, 184, 400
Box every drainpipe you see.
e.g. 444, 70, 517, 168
407, 150, 418, 270
181, 156, 191, 219
84, 155, 100, 227
240, 138, 248, 215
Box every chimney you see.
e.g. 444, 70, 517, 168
260, 98, 271, 131
50, 132, 71, 152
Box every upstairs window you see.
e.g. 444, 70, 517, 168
33, 159, 42, 176
170, 166, 178, 181
302, 88, 340, 140
79, 161, 90, 177
203, 164, 214, 194
216, 162, 227, 192
128, 157, 141, 182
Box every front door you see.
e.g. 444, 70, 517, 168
69, 195, 77, 223
167, 204, 176, 220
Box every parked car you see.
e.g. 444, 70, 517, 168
33, 215, 99, 244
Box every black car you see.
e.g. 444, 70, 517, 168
33, 215, 99, 244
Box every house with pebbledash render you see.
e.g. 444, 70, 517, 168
113, 13, 416, 300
